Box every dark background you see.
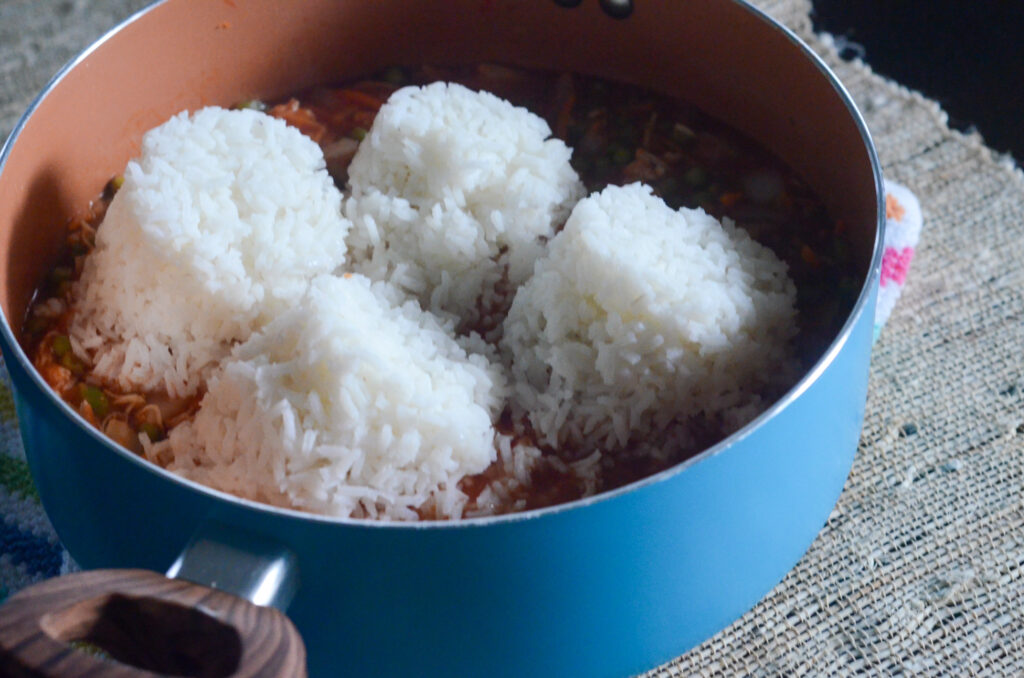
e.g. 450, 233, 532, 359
812, 1, 1024, 164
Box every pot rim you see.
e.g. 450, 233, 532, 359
0, 0, 885, 531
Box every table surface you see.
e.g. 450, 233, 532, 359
1, 1, 1022, 676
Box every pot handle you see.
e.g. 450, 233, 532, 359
0, 568, 306, 677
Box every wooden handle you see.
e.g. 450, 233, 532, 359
0, 569, 306, 677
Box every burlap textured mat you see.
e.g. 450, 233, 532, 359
1, 0, 1021, 675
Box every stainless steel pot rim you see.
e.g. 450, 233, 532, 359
0, 0, 885, 531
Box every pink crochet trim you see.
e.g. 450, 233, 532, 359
881, 246, 914, 287
873, 180, 922, 339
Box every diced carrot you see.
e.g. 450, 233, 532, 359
352, 110, 376, 130
642, 111, 658, 149
554, 91, 575, 140
41, 363, 74, 395
552, 73, 576, 140
719, 191, 743, 208
348, 81, 401, 101
79, 400, 98, 427
268, 100, 327, 144
622, 149, 667, 183
332, 89, 386, 111
800, 244, 820, 267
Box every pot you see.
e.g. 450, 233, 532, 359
0, 1, 883, 676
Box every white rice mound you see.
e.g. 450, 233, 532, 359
69, 107, 350, 397
501, 183, 798, 452
344, 81, 584, 332
158, 274, 507, 520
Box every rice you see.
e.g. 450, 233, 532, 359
156, 274, 507, 520
344, 81, 585, 334
69, 107, 350, 397
501, 183, 799, 452
55, 84, 806, 521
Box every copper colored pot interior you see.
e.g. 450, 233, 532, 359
0, 0, 875, 347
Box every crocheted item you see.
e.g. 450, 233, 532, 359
876, 180, 923, 339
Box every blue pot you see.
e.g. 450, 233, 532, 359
0, 1, 883, 676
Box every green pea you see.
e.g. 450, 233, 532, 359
608, 143, 632, 165
69, 640, 111, 659
350, 127, 368, 141
24, 315, 49, 337
60, 352, 85, 376
684, 166, 708, 187
48, 266, 73, 286
691, 190, 713, 206
80, 385, 109, 419
571, 156, 592, 176
52, 335, 71, 358
139, 422, 164, 442
657, 176, 680, 198
233, 99, 267, 112
381, 66, 407, 85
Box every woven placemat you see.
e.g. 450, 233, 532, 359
1, 1, 1022, 675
